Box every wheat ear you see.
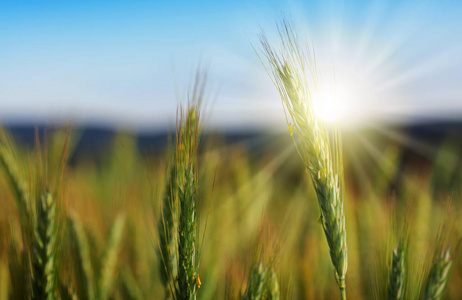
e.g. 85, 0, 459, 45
388, 241, 405, 300
99, 214, 126, 300
423, 247, 452, 300
259, 21, 347, 299
58, 280, 78, 300
157, 165, 178, 297
8, 238, 31, 299
176, 105, 201, 300
31, 191, 56, 300
0, 129, 30, 225
242, 262, 280, 300
69, 213, 97, 300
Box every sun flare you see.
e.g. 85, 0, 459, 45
313, 84, 354, 125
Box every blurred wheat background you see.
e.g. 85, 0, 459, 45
2, 1, 462, 299
0, 110, 461, 298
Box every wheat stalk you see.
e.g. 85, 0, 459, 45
8, 238, 31, 299
2, 129, 33, 299
177, 166, 199, 300
58, 280, 78, 300
175, 105, 201, 300
423, 247, 452, 300
0, 128, 30, 226
259, 21, 347, 299
99, 214, 126, 300
157, 165, 178, 298
170, 69, 209, 299
242, 262, 280, 300
31, 191, 56, 300
388, 241, 405, 300
0, 259, 8, 300
69, 213, 97, 300
120, 266, 145, 300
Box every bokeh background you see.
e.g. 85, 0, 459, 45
1, 1, 462, 299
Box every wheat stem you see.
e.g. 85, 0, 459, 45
259, 21, 347, 299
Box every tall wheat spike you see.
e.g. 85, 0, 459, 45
120, 266, 144, 300
58, 280, 78, 300
2, 129, 33, 298
99, 214, 126, 300
31, 191, 56, 300
8, 238, 31, 299
388, 241, 405, 300
157, 165, 178, 298
242, 262, 280, 300
177, 166, 198, 299
171, 69, 208, 300
0, 128, 30, 226
259, 21, 348, 299
69, 213, 97, 300
0, 258, 9, 300
423, 247, 452, 300
175, 105, 201, 300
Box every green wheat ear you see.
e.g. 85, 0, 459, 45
58, 280, 78, 300
388, 241, 405, 300
177, 166, 199, 300
69, 213, 97, 300
120, 265, 144, 300
0, 127, 30, 226
2, 127, 33, 299
99, 214, 126, 300
259, 21, 347, 299
172, 70, 207, 300
8, 238, 31, 299
242, 261, 280, 300
31, 191, 57, 300
175, 105, 201, 300
423, 247, 452, 300
157, 164, 178, 298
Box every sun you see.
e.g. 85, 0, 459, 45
313, 84, 354, 125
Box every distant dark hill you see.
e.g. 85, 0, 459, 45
3, 120, 462, 165
3, 124, 274, 164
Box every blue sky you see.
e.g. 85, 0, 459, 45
1, 0, 462, 130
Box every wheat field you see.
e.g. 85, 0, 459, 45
1, 113, 461, 299
1, 27, 462, 300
